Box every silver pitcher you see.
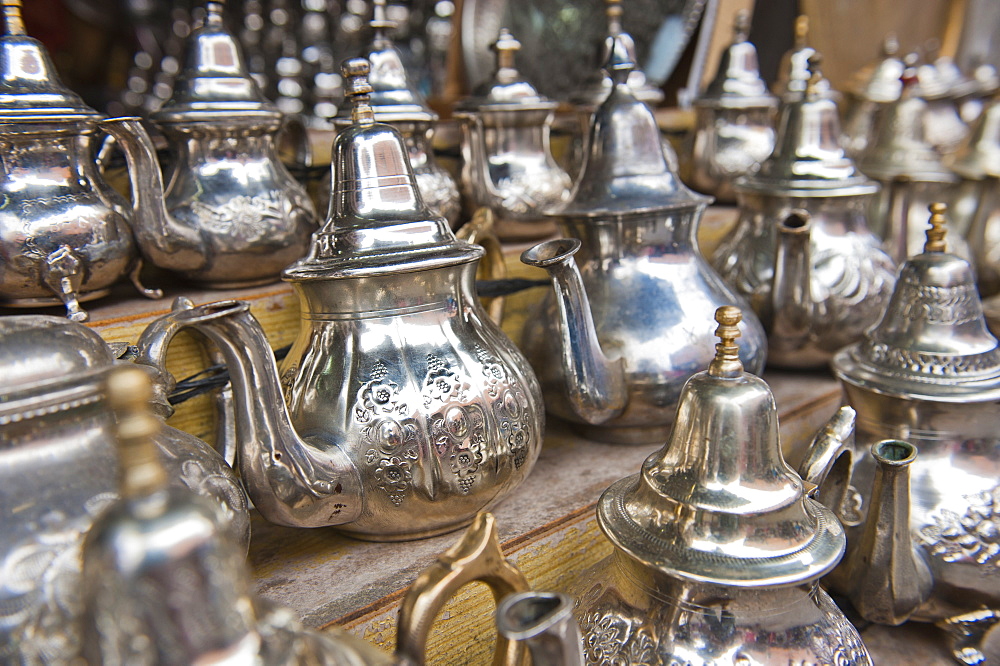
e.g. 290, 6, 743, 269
140, 0, 319, 288
689, 10, 777, 203
137, 59, 544, 541
455, 29, 572, 241
333, 0, 460, 227
521, 42, 765, 445
569, 306, 872, 665
0, 313, 249, 664
714, 57, 896, 369
0, 0, 161, 321
830, 207, 1000, 662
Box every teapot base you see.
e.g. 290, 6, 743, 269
335, 516, 477, 543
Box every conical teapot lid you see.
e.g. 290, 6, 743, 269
455, 29, 557, 113
334, 0, 435, 124
284, 59, 479, 282
833, 204, 1000, 401
152, 1, 279, 124
739, 56, 876, 196
775, 16, 824, 99
598, 307, 845, 587
0, 0, 101, 123
848, 35, 904, 103
950, 96, 1000, 179
569, 0, 664, 108
554, 40, 708, 218
695, 10, 775, 109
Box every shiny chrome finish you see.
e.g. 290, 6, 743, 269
140, 60, 544, 540
831, 209, 1000, 650
715, 58, 896, 368
497, 592, 584, 666
689, 10, 777, 202
0, 312, 248, 664
523, 43, 764, 444
0, 0, 160, 320
570, 307, 870, 665
142, 0, 318, 287
456, 29, 571, 241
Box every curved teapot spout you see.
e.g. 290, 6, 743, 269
769, 212, 814, 352
497, 592, 585, 666
144, 299, 364, 528
98, 117, 206, 272
521, 238, 627, 425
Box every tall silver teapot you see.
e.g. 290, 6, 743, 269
569, 307, 871, 665
0, 313, 249, 664
140, 59, 544, 540
521, 44, 765, 445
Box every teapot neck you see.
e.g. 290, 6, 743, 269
560, 208, 701, 257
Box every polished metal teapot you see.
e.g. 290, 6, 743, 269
569, 307, 871, 665
139, 59, 543, 540
829, 208, 1000, 662
841, 35, 905, 159
0, 0, 161, 321
714, 58, 896, 368
689, 10, 777, 203
137, 0, 319, 288
0, 313, 249, 664
521, 44, 765, 445
334, 0, 460, 227
455, 29, 572, 241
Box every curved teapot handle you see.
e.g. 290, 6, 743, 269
396, 512, 530, 666
457, 207, 507, 326
797, 406, 859, 525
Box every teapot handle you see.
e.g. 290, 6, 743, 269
797, 406, 859, 525
396, 512, 530, 666
457, 207, 507, 326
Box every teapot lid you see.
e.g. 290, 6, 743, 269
950, 96, 1000, 179
0, 315, 114, 424
695, 10, 776, 109
554, 40, 709, 218
334, 0, 435, 124
152, 1, 280, 124
455, 29, 558, 113
833, 204, 1000, 401
848, 35, 905, 103
598, 307, 845, 587
0, 0, 102, 123
569, 0, 664, 108
775, 16, 824, 100
739, 56, 877, 196
857, 70, 956, 182
284, 58, 480, 282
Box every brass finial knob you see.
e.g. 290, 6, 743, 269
734, 9, 751, 42
925, 202, 948, 253
794, 14, 809, 48
494, 28, 521, 72
605, 0, 623, 36
107, 366, 167, 499
342, 57, 375, 125
709, 306, 744, 378
2, 0, 25, 36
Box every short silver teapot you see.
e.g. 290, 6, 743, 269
568, 307, 872, 665
140, 59, 544, 541
522, 44, 765, 445
0, 313, 249, 664
714, 57, 896, 368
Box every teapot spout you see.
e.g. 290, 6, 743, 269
522, 238, 627, 425
497, 592, 585, 666
769, 212, 814, 352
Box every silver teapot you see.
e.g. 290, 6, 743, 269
521, 44, 765, 445
568, 307, 872, 665
138, 0, 319, 288
455, 29, 572, 241
689, 10, 777, 203
0, 1, 161, 321
333, 0, 460, 227
0, 313, 249, 664
714, 57, 896, 369
829, 208, 1000, 662
841, 35, 905, 159
138, 59, 544, 540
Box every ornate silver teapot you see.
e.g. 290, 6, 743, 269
829, 209, 1000, 662
0, 0, 161, 321
137, 0, 319, 288
689, 10, 777, 203
569, 307, 872, 665
455, 29, 572, 241
521, 44, 765, 445
714, 58, 896, 368
139, 59, 544, 540
333, 0, 460, 227
0, 313, 249, 664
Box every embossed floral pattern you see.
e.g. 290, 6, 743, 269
371, 456, 413, 506
580, 610, 656, 666
357, 361, 408, 422
187, 191, 286, 243
423, 354, 470, 406
921, 485, 1000, 564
